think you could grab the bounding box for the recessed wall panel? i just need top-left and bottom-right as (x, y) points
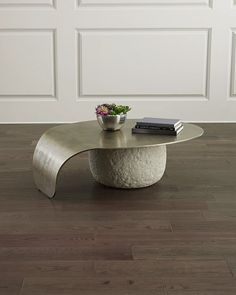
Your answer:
(79, 30), (210, 97)
(0, 30), (55, 97)
(79, 0), (210, 6)
(231, 32), (236, 97)
(0, 0), (53, 7)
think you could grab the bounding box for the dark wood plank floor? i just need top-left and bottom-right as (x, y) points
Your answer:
(0, 123), (236, 295)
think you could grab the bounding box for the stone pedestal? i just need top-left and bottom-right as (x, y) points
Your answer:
(89, 146), (166, 189)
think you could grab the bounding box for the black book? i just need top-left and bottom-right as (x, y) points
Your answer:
(132, 125), (184, 136)
(135, 123), (183, 132)
(136, 117), (181, 128)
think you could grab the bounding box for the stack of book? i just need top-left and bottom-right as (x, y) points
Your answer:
(132, 117), (184, 136)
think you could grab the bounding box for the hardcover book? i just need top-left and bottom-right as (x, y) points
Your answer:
(135, 123), (183, 131)
(132, 125), (184, 136)
(136, 117), (181, 128)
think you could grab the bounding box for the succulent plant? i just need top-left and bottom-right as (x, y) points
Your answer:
(96, 104), (131, 116)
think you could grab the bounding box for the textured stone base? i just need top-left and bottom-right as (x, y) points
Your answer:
(88, 146), (166, 189)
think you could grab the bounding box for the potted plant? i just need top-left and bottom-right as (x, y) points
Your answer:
(95, 103), (131, 131)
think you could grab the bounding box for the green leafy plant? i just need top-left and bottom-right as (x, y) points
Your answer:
(96, 104), (131, 116)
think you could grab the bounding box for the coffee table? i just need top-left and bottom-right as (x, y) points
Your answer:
(33, 120), (203, 198)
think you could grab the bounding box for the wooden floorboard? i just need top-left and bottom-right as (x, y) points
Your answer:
(0, 123), (236, 295)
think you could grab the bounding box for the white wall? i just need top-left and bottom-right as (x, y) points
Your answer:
(0, 0), (235, 122)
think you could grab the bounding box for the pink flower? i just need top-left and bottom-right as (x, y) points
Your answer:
(96, 105), (109, 116)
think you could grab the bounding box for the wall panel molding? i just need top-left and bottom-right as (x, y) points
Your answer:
(77, 29), (211, 101)
(0, 29), (57, 101)
(78, 0), (211, 7)
(230, 30), (236, 98)
(0, 0), (55, 8)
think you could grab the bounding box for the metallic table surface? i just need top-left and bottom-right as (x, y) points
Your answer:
(33, 120), (204, 198)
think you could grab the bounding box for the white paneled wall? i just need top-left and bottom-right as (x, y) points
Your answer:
(0, 30), (55, 97)
(0, 0), (235, 122)
(79, 30), (209, 97)
(231, 31), (236, 97)
(0, 0), (54, 7)
(79, 0), (211, 6)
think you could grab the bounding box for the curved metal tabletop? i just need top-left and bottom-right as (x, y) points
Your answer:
(33, 120), (203, 198)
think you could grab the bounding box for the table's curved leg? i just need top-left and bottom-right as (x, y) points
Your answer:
(33, 127), (88, 199)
